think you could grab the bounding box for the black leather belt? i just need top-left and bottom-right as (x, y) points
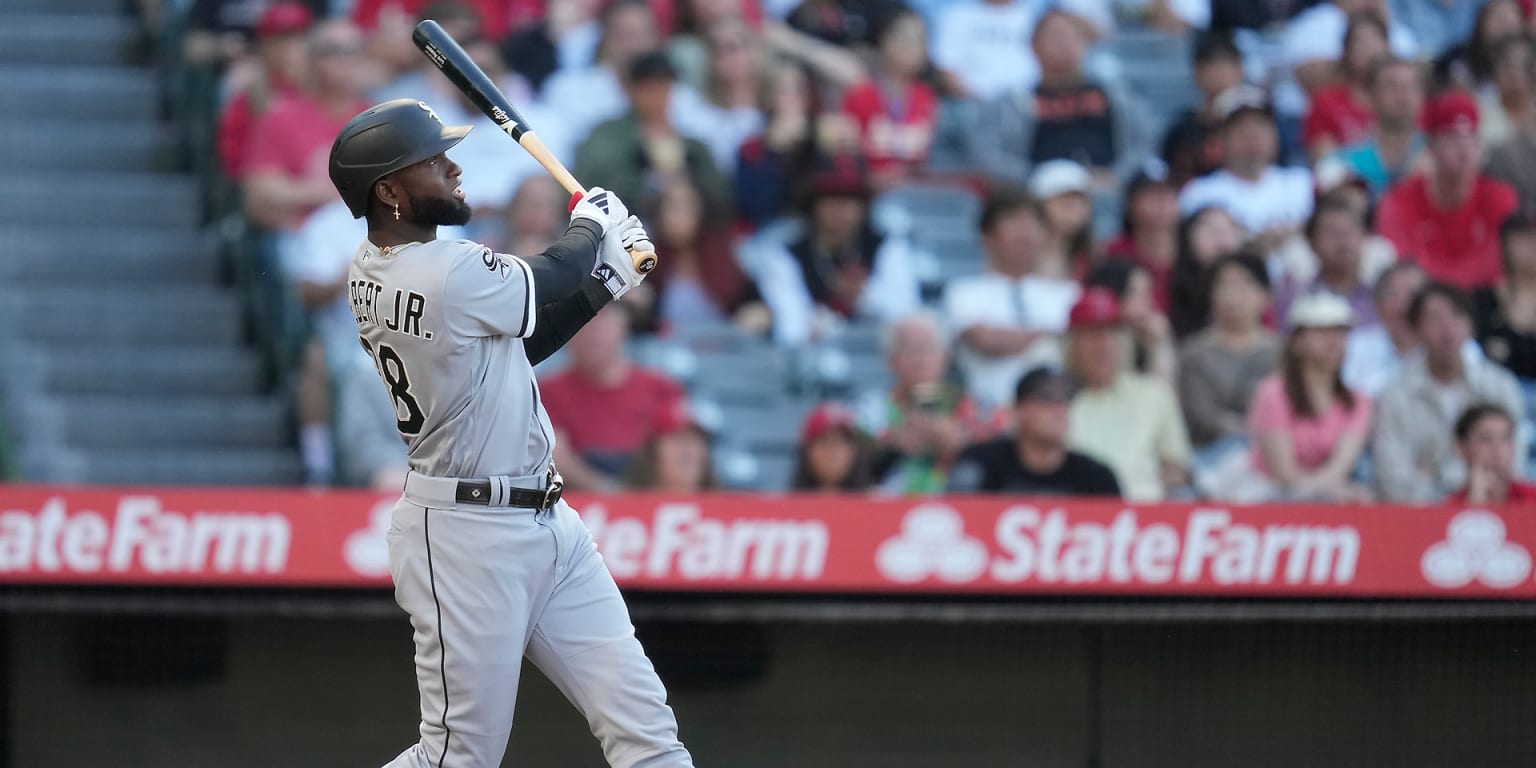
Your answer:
(455, 468), (564, 509)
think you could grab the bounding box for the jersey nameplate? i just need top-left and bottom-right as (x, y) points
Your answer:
(350, 279), (435, 341)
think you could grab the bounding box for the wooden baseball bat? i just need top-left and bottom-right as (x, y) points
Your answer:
(412, 19), (657, 274)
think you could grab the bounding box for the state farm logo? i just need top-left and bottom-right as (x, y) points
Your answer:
(1421, 510), (1532, 589)
(0, 496), (289, 575)
(582, 503), (827, 582)
(344, 500), (395, 578)
(876, 505), (988, 583)
(873, 504), (1360, 587)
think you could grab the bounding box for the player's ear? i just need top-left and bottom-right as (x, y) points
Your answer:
(374, 178), (401, 212)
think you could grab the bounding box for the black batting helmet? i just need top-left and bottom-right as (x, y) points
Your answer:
(329, 99), (473, 219)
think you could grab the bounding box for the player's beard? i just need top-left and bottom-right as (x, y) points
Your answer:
(408, 191), (473, 227)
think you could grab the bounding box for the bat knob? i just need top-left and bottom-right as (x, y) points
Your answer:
(631, 249), (658, 275)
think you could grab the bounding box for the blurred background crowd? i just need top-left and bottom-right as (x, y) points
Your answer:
(38, 0), (1536, 507)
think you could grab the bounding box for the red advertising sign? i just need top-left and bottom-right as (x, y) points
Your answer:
(0, 485), (1532, 598)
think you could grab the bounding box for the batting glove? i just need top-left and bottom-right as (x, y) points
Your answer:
(591, 215), (655, 299)
(567, 186), (630, 236)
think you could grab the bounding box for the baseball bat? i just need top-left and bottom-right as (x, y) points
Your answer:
(411, 19), (657, 275)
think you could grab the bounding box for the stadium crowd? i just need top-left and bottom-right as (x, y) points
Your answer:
(181, 0), (1536, 506)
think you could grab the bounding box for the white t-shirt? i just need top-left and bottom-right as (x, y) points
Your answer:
(932, 0), (1041, 100)
(1059, 0), (1210, 35)
(943, 271), (1081, 410)
(1178, 166), (1315, 236)
(1342, 326), (1483, 397)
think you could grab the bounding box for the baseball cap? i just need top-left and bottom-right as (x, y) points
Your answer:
(257, 1), (314, 38)
(805, 154), (871, 200)
(1014, 367), (1074, 405)
(1422, 90), (1479, 136)
(655, 399), (711, 437)
(1068, 287), (1124, 330)
(800, 402), (859, 443)
(1214, 85), (1274, 126)
(1287, 292), (1355, 329)
(1028, 159), (1093, 200)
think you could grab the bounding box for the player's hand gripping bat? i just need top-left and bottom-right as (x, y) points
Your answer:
(412, 19), (658, 275)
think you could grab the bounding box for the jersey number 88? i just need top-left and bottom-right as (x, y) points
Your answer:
(360, 338), (426, 435)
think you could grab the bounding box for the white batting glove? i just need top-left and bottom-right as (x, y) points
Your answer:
(591, 215), (655, 299)
(567, 186), (630, 236)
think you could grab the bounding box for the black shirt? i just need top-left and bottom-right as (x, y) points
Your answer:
(1030, 83), (1116, 168)
(1472, 287), (1536, 379)
(947, 438), (1122, 497)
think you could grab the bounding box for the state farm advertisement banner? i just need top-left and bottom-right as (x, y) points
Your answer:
(0, 484), (1533, 598)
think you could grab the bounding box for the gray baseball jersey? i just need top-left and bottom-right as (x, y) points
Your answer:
(348, 237), (556, 479)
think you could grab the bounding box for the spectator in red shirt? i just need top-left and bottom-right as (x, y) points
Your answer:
(839, 5), (936, 191)
(539, 305), (687, 493)
(242, 19), (373, 232)
(1104, 165), (1181, 312)
(217, 2), (314, 181)
(1450, 402), (1536, 503)
(1303, 12), (1390, 162)
(1375, 90), (1519, 290)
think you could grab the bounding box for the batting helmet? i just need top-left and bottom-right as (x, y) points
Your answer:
(329, 99), (473, 219)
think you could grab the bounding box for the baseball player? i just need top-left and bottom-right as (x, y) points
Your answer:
(328, 98), (695, 768)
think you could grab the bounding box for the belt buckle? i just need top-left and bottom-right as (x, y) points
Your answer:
(541, 466), (564, 510)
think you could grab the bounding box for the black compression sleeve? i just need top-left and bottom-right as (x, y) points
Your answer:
(525, 276), (615, 365)
(523, 218), (602, 302)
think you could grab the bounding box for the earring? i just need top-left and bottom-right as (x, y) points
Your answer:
(393, 202), (401, 221)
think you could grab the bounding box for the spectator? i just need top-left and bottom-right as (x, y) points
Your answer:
(216, 1), (314, 181)
(970, 9), (1151, 187)
(945, 188), (1081, 411)
(859, 313), (1005, 495)
(1178, 252), (1281, 450)
(1302, 12), (1390, 162)
(1434, 0), (1525, 91)
(735, 61), (821, 229)
(1104, 165), (1180, 313)
(1472, 210), (1536, 380)
(1449, 403), (1536, 503)
(182, 0), (326, 73)
(1235, 292), (1374, 503)
(539, 305), (688, 493)
(1478, 34), (1536, 147)
(690, 16), (769, 172)
(839, 5), (937, 190)
(1376, 90), (1519, 290)
(947, 367), (1122, 496)
(784, 0), (888, 48)
(1374, 282), (1526, 502)
(1064, 287), (1193, 501)
(1332, 56), (1427, 200)
(573, 52), (730, 210)
(491, 176), (566, 257)
(930, 0), (1041, 101)
(638, 175), (761, 332)
(1161, 30), (1246, 188)
(1394, 0), (1486, 62)
(499, 0), (603, 96)
(790, 402), (878, 492)
(242, 19), (372, 232)
(622, 401), (717, 493)
(1168, 205), (1247, 338)
(539, 0), (664, 148)
(752, 157), (921, 345)
(1341, 261), (1444, 394)
(1178, 86), (1314, 253)
(1084, 258), (1177, 385)
(1029, 160), (1098, 280)
(1274, 189), (1386, 327)
(1280, 0), (1418, 146)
